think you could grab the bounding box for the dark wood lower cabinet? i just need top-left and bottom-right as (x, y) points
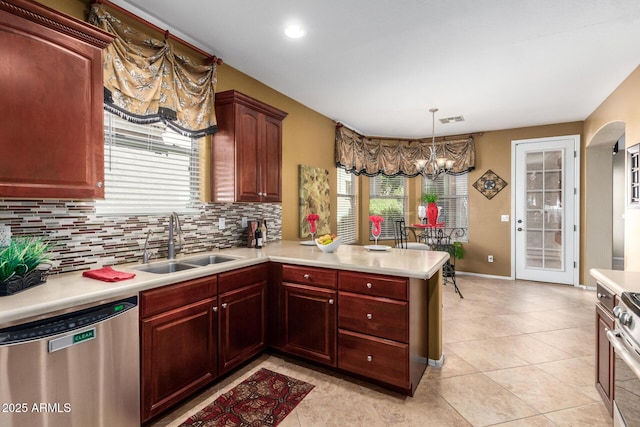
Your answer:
(595, 284), (615, 416)
(281, 282), (336, 366)
(141, 297), (217, 423)
(140, 262), (429, 422)
(218, 281), (267, 375)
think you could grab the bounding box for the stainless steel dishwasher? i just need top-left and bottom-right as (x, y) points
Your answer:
(0, 295), (140, 427)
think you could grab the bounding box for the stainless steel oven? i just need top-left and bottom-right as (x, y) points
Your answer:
(607, 292), (640, 427)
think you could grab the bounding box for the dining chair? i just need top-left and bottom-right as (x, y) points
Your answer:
(393, 219), (431, 250)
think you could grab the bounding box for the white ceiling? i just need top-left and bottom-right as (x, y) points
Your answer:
(114, 0), (640, 138)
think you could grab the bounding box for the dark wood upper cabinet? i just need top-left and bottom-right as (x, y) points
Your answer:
(0, 0), (113, 199)
(211, 90), (287, 202)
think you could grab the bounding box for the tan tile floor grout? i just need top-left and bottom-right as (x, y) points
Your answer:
(150, 276), (612, 427)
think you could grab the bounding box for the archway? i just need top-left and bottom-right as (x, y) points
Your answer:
(584, 121), (625, 287)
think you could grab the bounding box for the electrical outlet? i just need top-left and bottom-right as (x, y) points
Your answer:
(241, 217), (248, 228)
(488, 255), (494, 263)
(219, 217), (225, 230)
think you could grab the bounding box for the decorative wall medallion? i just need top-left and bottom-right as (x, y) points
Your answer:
(473, 169), (508, 200)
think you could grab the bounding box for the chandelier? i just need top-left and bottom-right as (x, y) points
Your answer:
(416, 108), (454, 180)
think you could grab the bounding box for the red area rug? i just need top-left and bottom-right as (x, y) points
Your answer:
(178, 368), (314, 426)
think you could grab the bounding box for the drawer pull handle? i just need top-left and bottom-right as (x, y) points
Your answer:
(303, 274), (310, 279)
(597, 293), (610, 299)
(366, 282), (372, 289)
(366, 313), (372, 320)
(221, 303), (228, 309)
(367, 355), (373, 362)
(329, 299), (334, 305)
(213, 306), (218, 312)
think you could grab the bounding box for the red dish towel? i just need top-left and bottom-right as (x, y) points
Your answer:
(82, 266), (136, 282)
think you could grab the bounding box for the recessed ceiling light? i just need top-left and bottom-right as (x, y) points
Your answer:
(284, 25), (305, 39)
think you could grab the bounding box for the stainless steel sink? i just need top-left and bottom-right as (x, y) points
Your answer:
(136, 261), (197, 274)
(182, 254), (238, 266)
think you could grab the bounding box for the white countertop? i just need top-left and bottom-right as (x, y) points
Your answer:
(0, 241), (448, 327)
(590, 268), (640, 296)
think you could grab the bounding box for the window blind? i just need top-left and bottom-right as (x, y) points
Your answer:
(423, 174), (469, 241)
(96, 112), (201, 215)
(337, 168), (357, 244)
(369, 175), (407, 240)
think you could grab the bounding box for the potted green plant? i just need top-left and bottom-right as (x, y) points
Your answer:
(452, 241), (465, 259)
(421, 192), (440, 225)
(0, 236), (51, 296)
(421, 192), (439, 203)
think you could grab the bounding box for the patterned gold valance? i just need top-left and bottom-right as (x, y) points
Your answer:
(88, 4), (217, 138)
(335, 125), (475, 177)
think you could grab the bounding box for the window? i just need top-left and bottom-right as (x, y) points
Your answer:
(337, 168), (358, 244)
(369, 175), (407, 240)
(96, 111), (202, 215)
(423, 174), (469, 242)
(629, 143), (640, 207)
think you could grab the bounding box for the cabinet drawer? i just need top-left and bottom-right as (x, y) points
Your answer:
(282, 264), (337, 289)
(338, 329), (408, 389)
(338, 292), (408, 342)
(338, 271), (407, 300)
(596, 283), (616, 313)
(141, 276), (217, 318)
(219, 264), (267, 294)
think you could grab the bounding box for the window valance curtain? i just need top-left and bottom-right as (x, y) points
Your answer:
(335, 124), (475, 177)
(88, 4), (217, 138)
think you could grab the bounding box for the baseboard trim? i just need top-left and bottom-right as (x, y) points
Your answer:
(455, 271), (512, 281)
(428, 354), (445, 368)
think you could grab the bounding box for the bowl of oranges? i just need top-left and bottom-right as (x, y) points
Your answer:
(315, 234), (342, 253)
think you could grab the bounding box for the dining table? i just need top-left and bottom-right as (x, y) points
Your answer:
(405, 222), (465, 248)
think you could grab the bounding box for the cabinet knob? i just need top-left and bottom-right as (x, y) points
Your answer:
(303, 274), (310, 279)
(213, 306), (218, 312)
(367, 355), (373, 362)
(597, 293), (610, 299)
(366, 282), (372, 289)
(96, 181), (103, 188)
(221, 303), (228, 309)
(329, 299), (334, 305)
(366, 313), (372, 320)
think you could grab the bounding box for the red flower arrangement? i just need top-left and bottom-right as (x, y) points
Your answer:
(369, 215), (384, 236)
(306, 213), (319, 234)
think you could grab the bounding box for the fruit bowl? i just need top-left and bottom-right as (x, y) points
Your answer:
(315, 236), (342, 253)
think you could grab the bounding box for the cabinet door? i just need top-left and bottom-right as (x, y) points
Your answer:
(0, 1), (112, 199)
(219, 281), (267, 374)
(282, 282), (337, 366)
(236, 104), (261, 202)
(141, 298), (217, 422)
(261, 115), (282, 202)
(596, 303), (614, 415)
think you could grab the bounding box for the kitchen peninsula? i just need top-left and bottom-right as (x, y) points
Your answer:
(0, 241), (448, 421)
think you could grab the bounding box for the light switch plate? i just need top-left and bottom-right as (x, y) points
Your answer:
(501, 215), (510, 222)
(219, 217), (225, 230)
(0, 225), (10, 246)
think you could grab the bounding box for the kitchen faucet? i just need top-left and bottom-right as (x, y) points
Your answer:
(168, 212), (183, 259)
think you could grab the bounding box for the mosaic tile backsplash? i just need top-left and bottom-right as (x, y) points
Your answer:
(0, 200), (282, 275)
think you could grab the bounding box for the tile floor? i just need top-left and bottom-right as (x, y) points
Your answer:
(150, 275), (612, 427)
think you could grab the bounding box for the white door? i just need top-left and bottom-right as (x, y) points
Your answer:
(513, 136), (579, 285)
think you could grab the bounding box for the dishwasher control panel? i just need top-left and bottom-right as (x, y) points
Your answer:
(0, 296), (137, 345)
